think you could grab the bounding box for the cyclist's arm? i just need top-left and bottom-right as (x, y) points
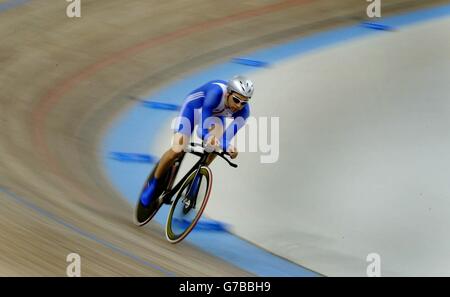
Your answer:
(221, 105), (250, 151)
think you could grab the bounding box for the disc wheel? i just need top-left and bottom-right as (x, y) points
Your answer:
(134, 162), (167, 226)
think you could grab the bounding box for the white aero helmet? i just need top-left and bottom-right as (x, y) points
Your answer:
(227, 75), (254, 99)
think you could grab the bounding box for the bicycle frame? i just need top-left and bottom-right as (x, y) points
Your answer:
(159, 143), (237, 206)
(159, 150), (209, 205)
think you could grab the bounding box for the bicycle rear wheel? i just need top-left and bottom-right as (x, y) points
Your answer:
(165, 166), (212, 244)
(134, 161), (170, 226)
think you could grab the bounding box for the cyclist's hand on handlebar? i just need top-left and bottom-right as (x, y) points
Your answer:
(205, 135), (221, 152)
(227, 144), (238, 159)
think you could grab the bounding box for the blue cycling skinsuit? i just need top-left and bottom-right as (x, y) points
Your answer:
(174, 79), (250, 150)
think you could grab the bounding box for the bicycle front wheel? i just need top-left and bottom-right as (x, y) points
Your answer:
(165, 166), (212, 244)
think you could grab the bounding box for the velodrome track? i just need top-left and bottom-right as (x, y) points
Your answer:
(0, 0), (447, 276)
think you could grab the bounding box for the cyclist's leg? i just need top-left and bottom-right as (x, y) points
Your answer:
(154, 133), (189, 179)
(155, 99), (195, 179)
(141, 135), (189, 206)
(140, 102), (194, 206)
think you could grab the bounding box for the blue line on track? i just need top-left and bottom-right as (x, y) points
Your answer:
(360, 21), (395, 31)
(109, 152), (158, 164)
(140, 101), (181, 111)
(0, 0), (31, 13)
(231, 58), (269, 68)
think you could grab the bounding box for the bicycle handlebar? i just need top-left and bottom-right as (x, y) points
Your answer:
(187, 143), (238, 168)
(216, 151), (238, 168)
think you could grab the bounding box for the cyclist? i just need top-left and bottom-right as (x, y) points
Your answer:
(139, 75), (254, 209)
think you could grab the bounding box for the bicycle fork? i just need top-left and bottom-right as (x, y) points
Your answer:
(184, 154), (209, 209)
